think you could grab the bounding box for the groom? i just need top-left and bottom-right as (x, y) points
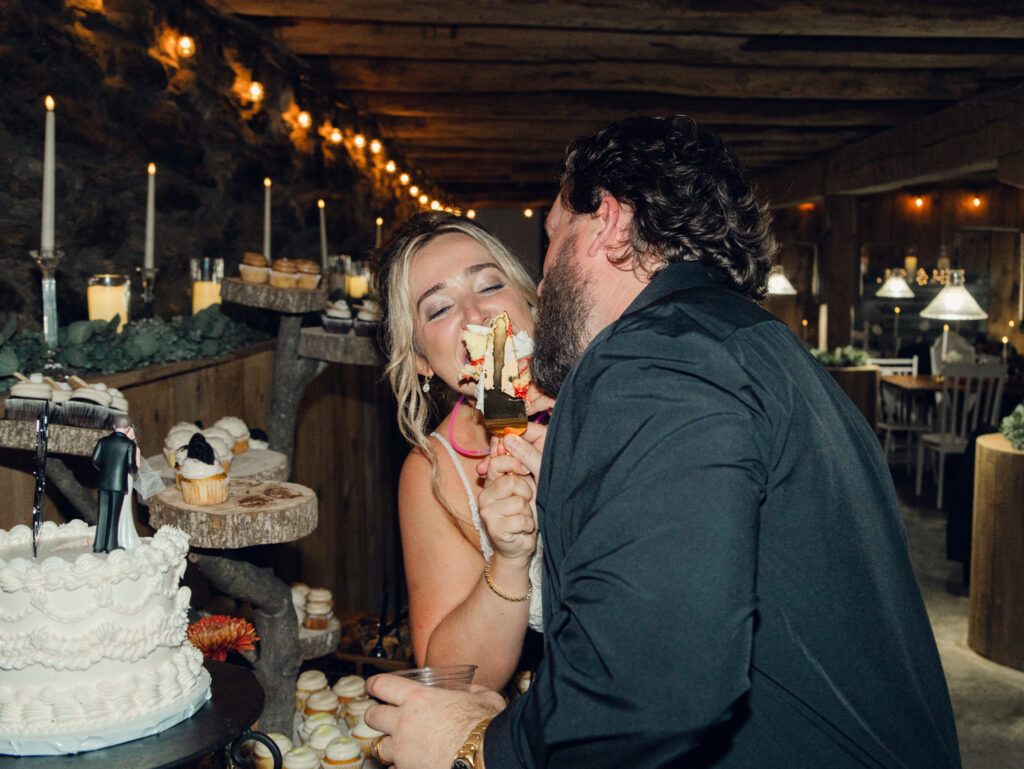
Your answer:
(91, 414), (139, 553)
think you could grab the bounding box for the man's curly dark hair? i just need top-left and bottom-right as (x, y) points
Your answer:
(559, 115), (777, 300)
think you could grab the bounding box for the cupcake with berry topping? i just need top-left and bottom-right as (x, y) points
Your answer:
(178, 434), (229, 505)
(249, 428), (270, 451)
(164, 423), (201, 468)
(213, 416), (250, 454)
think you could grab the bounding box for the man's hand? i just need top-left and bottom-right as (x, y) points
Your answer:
(365, 675), (506, 769)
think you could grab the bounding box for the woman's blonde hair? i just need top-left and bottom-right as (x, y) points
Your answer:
(371, 212), (538, 512)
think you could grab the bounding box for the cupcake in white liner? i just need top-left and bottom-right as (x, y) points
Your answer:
(249, 428), (270, 451)
(201, 424), (234, 449)
(342, 697), (373, 730)
(295, 669), (329, 712)
(350, 717), (384, 759)
(253, 732), (294, 769)
(281, 745), (321, 769)
(63, 383), (113, 428)
(331, 675), (366, 706)
(322, 735), (365, 768)
(308, 723), (345, 755)
(202, 432), (233, 473)
(303, 688), (341, 719)
(178, 435), (229, 505)
(299, 711), (343, 743)
(303, 599), (333, 630)
(164, 423), (200, 467)
(213, 416), (250, 454)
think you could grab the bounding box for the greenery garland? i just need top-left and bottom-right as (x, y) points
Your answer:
(1001, 402), (1024, 450)
(0, 306), (269, 391)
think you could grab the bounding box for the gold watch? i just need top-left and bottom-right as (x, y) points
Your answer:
(451, 717), (493, 769)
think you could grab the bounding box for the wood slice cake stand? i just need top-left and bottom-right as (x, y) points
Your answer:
(0, 420), (107, 456)
(147, 449), (289, 485)
(298, 616), (342, 661)
(298, 327), (383, 367)
(221, 277), (326, 314)
(148, 479), (316, 549)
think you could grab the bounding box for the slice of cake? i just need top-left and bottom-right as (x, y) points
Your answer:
(459, 311), (534, 412)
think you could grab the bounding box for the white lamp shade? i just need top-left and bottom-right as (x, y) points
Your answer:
(767, 265), (797, 295)
(920, 269), (987, 320)
(876, 273), (915, 299)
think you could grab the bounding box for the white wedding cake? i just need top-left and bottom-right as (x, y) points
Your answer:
(0, 519), (211, 755)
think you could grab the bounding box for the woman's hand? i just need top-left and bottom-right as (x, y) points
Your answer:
(476, 424), (547, 562)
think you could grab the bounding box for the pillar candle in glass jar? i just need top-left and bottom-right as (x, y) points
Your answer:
(87, 274), (130, 331)
(191, 257), (224, 314)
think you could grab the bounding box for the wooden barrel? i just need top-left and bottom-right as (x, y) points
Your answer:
(968, 433), (1024, 670)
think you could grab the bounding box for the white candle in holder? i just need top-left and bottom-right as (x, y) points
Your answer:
(41, 96), (56, 252)
(144, 163), (156, 269)
(263, 177), (272, 258)
(318, 199), (328, 269)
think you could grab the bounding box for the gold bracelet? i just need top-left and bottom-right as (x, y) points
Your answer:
(483, 558), (532, 603)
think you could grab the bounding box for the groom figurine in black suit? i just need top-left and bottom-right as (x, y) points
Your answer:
(91, 413), (138, 553)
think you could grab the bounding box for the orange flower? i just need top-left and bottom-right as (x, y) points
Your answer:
(187, 615), (259, 661)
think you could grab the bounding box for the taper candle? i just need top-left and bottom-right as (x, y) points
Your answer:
(263, 177), (272, 258)
(1003, 336), (1009, 363)
(41, 96), (55, 252)
(942, 324), (949, 360)
(817, 303), (828, 351)
(375, 216), (383, 248)
(144, 163), (156, 269)
(318, 199), (328, 270)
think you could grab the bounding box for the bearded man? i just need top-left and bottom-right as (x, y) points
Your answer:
(366, 115), (961, 769)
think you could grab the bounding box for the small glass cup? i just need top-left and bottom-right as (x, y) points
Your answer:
(191, 257), (224, 314)
(390, 665), (477, 690)
(87, 274), (130, 332)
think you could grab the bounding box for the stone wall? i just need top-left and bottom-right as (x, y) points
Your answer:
(0, 0), (417, 324)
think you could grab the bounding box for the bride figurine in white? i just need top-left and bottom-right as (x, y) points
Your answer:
(107, 419), (165, 551)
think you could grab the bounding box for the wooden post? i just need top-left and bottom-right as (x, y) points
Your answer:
(823, 195), (858, 352)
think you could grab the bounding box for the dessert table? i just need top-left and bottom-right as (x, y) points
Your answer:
(0, 660), (275, 769)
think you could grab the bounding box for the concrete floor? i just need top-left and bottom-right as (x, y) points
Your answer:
(896, 473), (1024, 768)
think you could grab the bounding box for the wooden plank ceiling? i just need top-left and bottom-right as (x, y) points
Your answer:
(213, 0), (1024, 208)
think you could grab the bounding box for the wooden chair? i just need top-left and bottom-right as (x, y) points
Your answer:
(915, 362), (1007, 510)
(870, 356), (925, 467)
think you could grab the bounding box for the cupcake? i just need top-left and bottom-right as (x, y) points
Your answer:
(350, 717), (384, 758)
(295, 259), (322, 290)
(303, 600), (333, 631)
(253, 733), (294, 769)
(322, 297), (353, 334)
(296, 669), (329, 713)
(331, 675), (365, 706)
(281, 745), (322, 769)
(164, 424), (200, 468)
(240, 251), (270, 284)
(178, 436), (229, 506)
(353, 300), (380, 338)
(299, 711), (341, 744)
(270, 258), (299, 288)
(303, 688), (341, 719)
(249, 428), (270, 451)
(213, 416), (250, 454)
(321, 736), (364, 768)
(63, 380), (113, 428)
(107, 386), (130, 421)
(201, 424), (234, 447)
(48, 381), (72, 422)
(4, 374), (53, 421)
(308, 723), (345, 754)
(342, 698), (373, 730)
(307, 588), (333, 607)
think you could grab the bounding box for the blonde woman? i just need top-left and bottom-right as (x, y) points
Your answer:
(372, 212), (551, 690)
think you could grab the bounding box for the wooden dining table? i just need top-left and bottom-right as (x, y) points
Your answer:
(882, 374), (1024, 400)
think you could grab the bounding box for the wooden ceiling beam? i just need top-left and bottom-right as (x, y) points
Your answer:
(274, 20), (1024, 71)
(218, 1), (1024, 39)
(326, 58), (992, 101)
(350, 92), (950, 127)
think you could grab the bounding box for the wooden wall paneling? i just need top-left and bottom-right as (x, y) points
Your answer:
(823, 196), (859, 350)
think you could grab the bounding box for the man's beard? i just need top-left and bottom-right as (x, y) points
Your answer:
(531, 234), (594, 399)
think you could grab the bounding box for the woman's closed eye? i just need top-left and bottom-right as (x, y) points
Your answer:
(425, 302), (451, 321)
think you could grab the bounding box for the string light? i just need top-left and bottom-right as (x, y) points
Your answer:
(399, 173), (410, 185)
(330, 128), (342, 143)
(523, 208), (534, 218)
(914, 197), (924, 209)
(176, 35), (195, 58)
(466, 209), (476, 219)
(409, 185), (419, 197)
(248, 82), (264, 102)
(385, 160), (396, 173)
(971, 196), (982, 208)
(430, 200), (442, 210)
(419, 194), (428, 205)
(297, 111), (311, 128)
(353, 134), (366, 148)
(370, 139), (382, 154)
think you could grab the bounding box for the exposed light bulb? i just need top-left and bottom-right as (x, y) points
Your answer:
(914, 197), (924, 208)
(431, 200), (442, 210)
(523, 208), (534, 218)
(297, 111), (311, 128)
(385, 160), (396, 173)
(409, 185), (419, 197)
(353, 134), (366, 148)
(419, 194), (428, 205)
(370, 139), (382, 154)
(466, 209), (476, 219)
(177, 35), (195, 58)
(248, 81), (264, 102)
(972, 196), (982, 208)
(330, 129), (342, 144)
(399, 173), (410, 185)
